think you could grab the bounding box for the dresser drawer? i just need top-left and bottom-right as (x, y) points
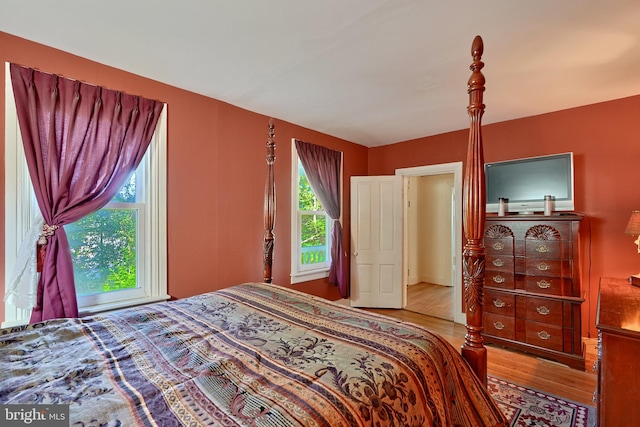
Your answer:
(524, 276), (572, 296)
(485, 290), (515, 316)
(525, 258), (570, 277)
(485, 271), (515, 290)
(523, 222), (572, 240)
(525, 239), (561, 259)
(517, 296), (563, 325)
(484, 312), (515, 340)
(524, 321), (563, 352)
(487, 255), (514, 273)
(486, 238), (514, 255)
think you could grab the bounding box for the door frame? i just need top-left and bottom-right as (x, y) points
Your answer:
(396, 162), (465, 324)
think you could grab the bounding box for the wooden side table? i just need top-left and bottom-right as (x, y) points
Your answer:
(595, 277), (640, 426)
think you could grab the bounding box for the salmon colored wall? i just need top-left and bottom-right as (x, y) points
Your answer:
(0, 31), (368, 324)
(370, 95), (640, 337)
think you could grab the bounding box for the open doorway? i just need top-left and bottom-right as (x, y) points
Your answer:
(396, 163), (464, 324)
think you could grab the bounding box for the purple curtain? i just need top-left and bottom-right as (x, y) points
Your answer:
(295, 140), (348, 298)
(10, 64), (164, 323)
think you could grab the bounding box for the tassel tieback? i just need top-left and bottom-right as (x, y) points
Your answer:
(37, 224), (59, 245)
(36, 224), (58, 272)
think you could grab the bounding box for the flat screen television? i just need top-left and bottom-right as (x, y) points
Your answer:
(485, 152), (575, 214)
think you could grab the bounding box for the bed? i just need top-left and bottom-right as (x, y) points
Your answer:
(0, 36), (505, 426)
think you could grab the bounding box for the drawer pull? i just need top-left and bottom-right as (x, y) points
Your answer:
(492, 259), (505, 267)
(536, 244), (550, 253)
(492, 242), (505, 251)
(537, 262), (550, 271)
(536, 280), (551, 289)
(493, 321), (505, 330)
(492, 274), (505, 284)
(536, 306), (550, 315)
(493, 299), (505, 308)
(537, 331), (551, 340)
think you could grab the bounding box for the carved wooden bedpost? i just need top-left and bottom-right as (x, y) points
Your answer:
(263, 119), (276, 283)
(462, 35), (488, 385)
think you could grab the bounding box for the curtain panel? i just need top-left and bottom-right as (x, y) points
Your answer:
(10, 63), (164, 322)
(294, 140), (348, 298)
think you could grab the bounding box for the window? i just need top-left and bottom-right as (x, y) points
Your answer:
(3, 63), (168, 326)
(290, 140), (331, 283)
(66, 164), (152, 309)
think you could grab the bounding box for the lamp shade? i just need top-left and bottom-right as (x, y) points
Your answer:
(625, 210), (640, 235)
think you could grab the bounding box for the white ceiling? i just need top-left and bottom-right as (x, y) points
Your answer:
(2, 1), (640, 147)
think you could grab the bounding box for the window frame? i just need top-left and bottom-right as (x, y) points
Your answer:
(3, 63), (168, 326)
(290, 139), (331, 284)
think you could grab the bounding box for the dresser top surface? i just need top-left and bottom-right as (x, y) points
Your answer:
(486, 213), (584, 222)
(596, 277), (640, 335)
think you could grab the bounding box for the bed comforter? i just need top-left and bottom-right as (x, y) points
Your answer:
(0, 282), (506, 426)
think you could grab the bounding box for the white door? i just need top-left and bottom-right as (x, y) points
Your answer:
(350, 176), (403, 308)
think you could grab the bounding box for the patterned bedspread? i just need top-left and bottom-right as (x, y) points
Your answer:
(0, 283), (506, 426)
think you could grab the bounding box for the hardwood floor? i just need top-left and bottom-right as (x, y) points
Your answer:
(365, 307), (598, 407)
(405, 282), (453, 320)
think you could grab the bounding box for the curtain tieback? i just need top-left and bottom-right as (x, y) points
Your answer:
(36, 224), (59, 272)
(37, 224), (59, 245)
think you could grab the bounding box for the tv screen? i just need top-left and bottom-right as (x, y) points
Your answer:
(485, 152), (575, 214)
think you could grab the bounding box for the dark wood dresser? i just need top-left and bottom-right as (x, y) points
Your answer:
(482, 214), (585, 369)
(596, 277), (640, 426)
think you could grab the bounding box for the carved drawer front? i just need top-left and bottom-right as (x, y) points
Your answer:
(485, 272), (515, 290)
(485, 290), (515, 316)
(523, 276), (568, 296)
(524, 258), (567, 277)
(484, 312), (515, 340)
(520, 296), (563, 325)
(525, 239), (561, 259)
(524, 321), (563, 352)
(485, 238), (514, 255)
(486, 255), (514, 273)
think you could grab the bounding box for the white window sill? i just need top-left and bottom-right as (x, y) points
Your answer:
(79, 294), (171, 317)
(1, 295), (172, 328)
(290, 269), (329, 284)
(1, 319), (29, 328)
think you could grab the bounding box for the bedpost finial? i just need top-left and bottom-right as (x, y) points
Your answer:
(268, 118), (275, 140)
(471, 35), (483, 59)
(467, 35), (486, 101)
(266, 119), (276, 165)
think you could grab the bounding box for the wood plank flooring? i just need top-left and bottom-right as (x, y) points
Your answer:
(405, 282), (454, 320)
(363, 307), (598, 407)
